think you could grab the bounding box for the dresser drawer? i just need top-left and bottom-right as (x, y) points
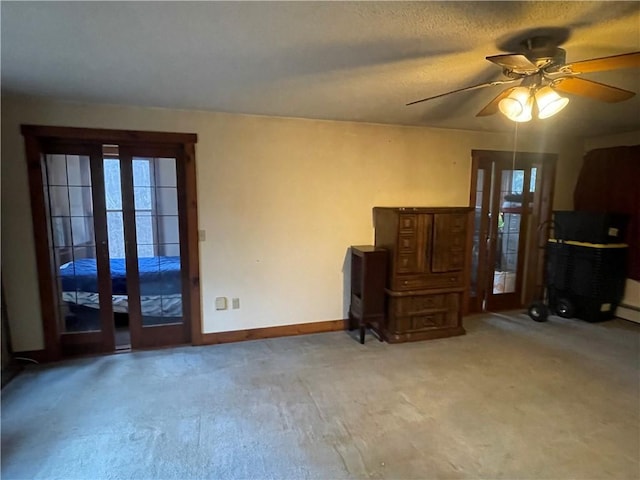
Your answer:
(410, 313), (445, 331)
(398, 234), (417, 253)
(399, 214), (418, 233)
(389, 293), (446, 315)
(388, 312), (454, 334)
(392, 272), (463, 290)
(412, 294), (446, 312)
(396, 253), (421, 273)
(388, 308), (460, 334)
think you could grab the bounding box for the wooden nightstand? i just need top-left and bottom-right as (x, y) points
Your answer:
(349, 245), (387, 344)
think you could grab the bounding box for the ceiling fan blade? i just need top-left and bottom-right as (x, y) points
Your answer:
(476, 87), (517, 117)
(486, 54), (538, 73)
(553, 76), (636, 102)
(406, 79), (518, 106)
(564, 51), (640, 74)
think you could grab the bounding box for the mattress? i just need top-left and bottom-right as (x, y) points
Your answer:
(59, 256), (181, 295)
(62, 291), (182, 317)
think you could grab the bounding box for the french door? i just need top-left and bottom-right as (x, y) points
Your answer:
(468, 150), (556, 313)
(23, 126), (200, 359)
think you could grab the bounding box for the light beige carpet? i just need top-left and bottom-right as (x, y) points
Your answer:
(2, 312), (638, 479)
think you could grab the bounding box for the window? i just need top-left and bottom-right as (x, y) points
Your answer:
(104, 157), (155, 258)
(132, 159), (155, 258)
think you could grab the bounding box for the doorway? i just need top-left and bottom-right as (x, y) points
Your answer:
(22, 126), (201, 359)
(468, 150), (556, 314)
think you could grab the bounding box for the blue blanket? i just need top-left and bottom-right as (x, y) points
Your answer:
(60, 256), (181, 296)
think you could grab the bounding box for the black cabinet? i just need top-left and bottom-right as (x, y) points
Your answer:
(546, 240), (628, 322)
(349, 246), (387, 343)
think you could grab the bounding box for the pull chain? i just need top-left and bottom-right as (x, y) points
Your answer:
(512, 121), (518, 171)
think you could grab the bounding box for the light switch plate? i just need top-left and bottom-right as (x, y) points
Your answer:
(232, 298), (240, 309)
(198, 230), (206, 241)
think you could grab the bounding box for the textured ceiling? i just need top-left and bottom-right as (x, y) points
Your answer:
(2, 1), (639, 137)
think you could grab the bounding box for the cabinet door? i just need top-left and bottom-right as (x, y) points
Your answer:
(432, 213), (466, 272)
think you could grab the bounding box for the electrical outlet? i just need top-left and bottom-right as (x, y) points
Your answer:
(215, 297), (227, 310)
(198, 229), (206, 241)
(232, 297), (240, 309)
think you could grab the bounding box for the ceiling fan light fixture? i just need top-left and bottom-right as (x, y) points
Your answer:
(535, 86), (569, 119)
(498, 86), (533, 122)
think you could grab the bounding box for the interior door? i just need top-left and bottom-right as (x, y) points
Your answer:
(119, 145), (191, 348)
(40, 142), (115, 355)
(468, 151), (555, 313)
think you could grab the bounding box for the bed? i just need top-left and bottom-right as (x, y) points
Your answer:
(59, 256), (183, 328)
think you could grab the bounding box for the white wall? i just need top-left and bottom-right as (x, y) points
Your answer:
(1, 95), (583, 351)
(584, 130), (640, 321)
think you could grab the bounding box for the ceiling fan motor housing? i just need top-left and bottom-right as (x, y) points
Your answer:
(521, 36), (567, 69)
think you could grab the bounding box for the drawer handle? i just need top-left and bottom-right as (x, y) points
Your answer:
(403, 281), (408, 285)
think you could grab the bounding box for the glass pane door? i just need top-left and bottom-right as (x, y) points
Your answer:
(492, 169), (525, 295)
(45, 154), (100, 332)
(486, 164), (532, 311)
(132, 157), (183, 326)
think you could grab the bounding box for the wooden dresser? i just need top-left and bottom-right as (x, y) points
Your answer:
(373, 207), (471, 343)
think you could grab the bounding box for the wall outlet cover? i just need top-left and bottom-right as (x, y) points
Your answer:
(215, 297), (227, 310)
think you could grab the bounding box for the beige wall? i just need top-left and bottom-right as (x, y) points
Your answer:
(1, 95), (583, 351)
(583, 130), (640, 318)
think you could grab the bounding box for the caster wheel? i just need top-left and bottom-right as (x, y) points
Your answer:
(555, 298), (574, 319)
(528, 301), (549, 322)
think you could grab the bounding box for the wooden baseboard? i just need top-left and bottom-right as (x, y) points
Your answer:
(200, 319), (348, 345)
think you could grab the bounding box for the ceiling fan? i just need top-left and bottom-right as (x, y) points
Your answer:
(407, 36), (640, 121)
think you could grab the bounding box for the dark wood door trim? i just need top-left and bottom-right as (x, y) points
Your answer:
(22, 125), (196, 146)
(182, 143), (203, 345)
(523, 154), (557, 305)
(24, 135), (61, 361)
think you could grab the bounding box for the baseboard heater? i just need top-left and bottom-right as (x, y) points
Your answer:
(616, 303), (640, 324)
